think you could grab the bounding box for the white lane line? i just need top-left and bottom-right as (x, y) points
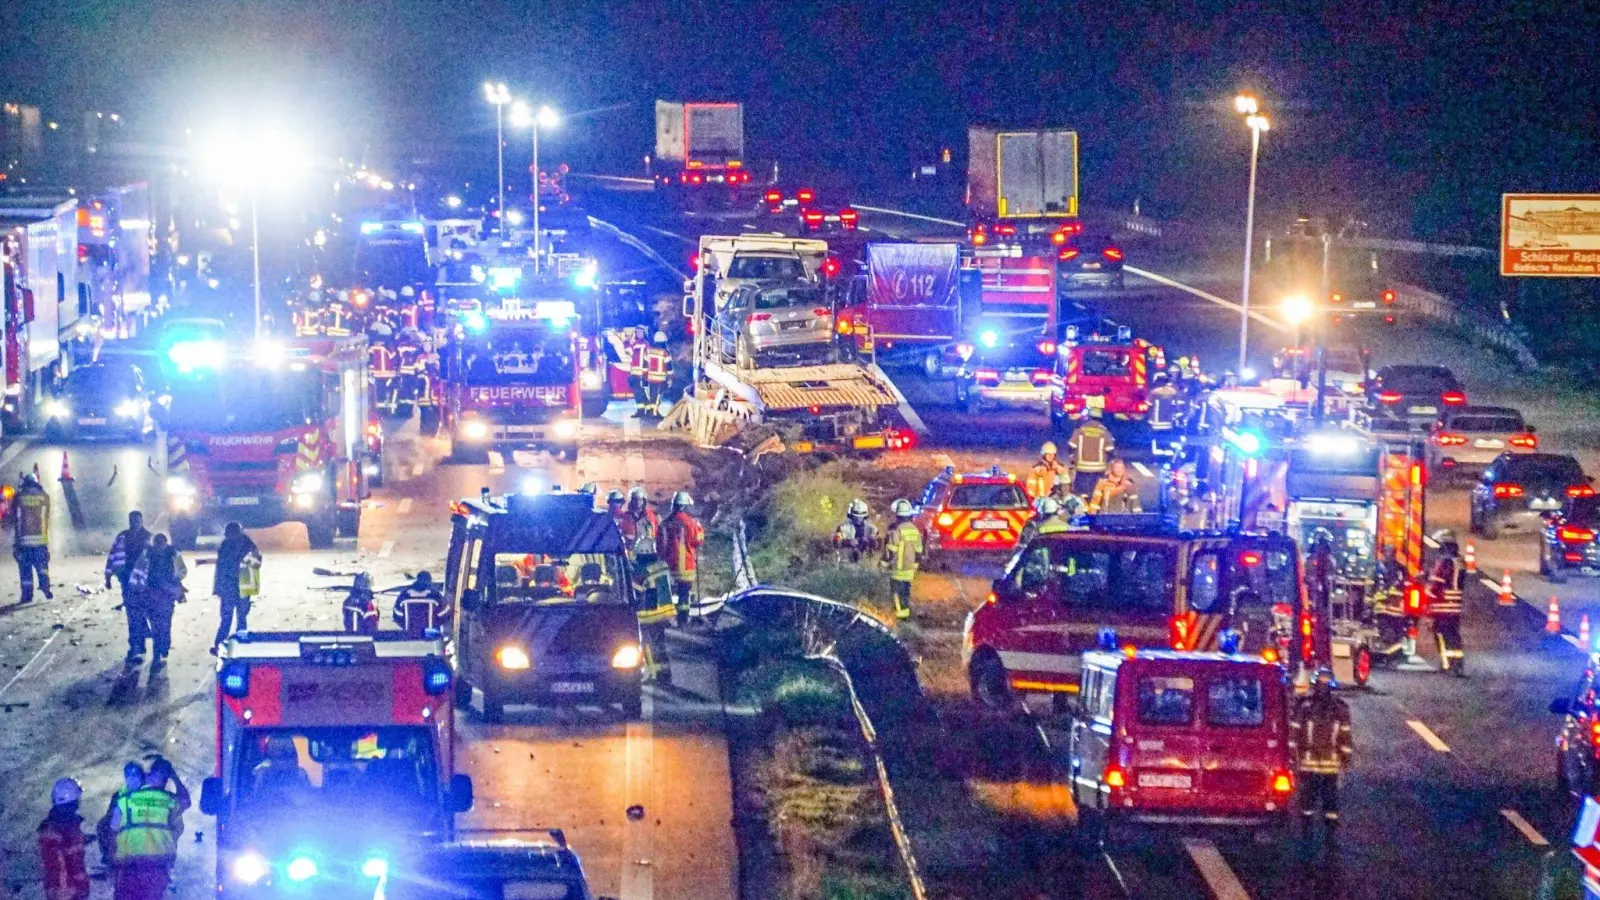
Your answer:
(488, 451), (506, 472)
(1182, 837), (1252, 900)
(411, 461), (425, 477)
(1564, 633), (1584, 650)
(619, 687), (655, 900)
(851, 204), (966, 228)
(1132, 461), (1154, 478)
(397, 498), (413, 515)
(378, 541), (395, 559)
(1500, 809), (1550, 846)
(1407, 719), (1452, 753)
(1125, 265), (1287, 333)
(1478, 576), (1503, 592)
(0, 631), (61, 701)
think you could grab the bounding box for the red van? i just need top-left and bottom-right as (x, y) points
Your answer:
(1065, 648), (1295, 834)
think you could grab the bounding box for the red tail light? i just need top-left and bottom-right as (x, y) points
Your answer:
(973, 367), (1000, 384)
(1059, 248), (1080, 261)
(1238, 550), (1263, 567)
(971, 232), (988, 246)
(1377, 390), (1403, 404)
(1383, 289), (1397, 304)
(1432, 432), (1467, 446)
(749, 313), (772, 322)
(995, 224), (1017, 236)
(839, 208), (859, 224)
(1103, 247), (1124, 260)
(1569, 485), (1596, 498)
(811, 307), (830, 318)
(1272, 771), (1295, 793)
(1441, 391), (1467, 406)
(690, 173), (704, 184)
(1103, 764), (1126, 789)
(1560, 525), (1596, 543)
(822, 257), (841, 277)
(796, 188), (815, 204)
(802, 209), (824, 224)
(1509, 433), (1538, 449)
(764, 189), (782, 203)
(1036, 340), (1057, 356)
(1493, 483), (1524, 498)
(1590, 721), (1600, 748)
(1030, 369), (1051, 386)
(836, 316), (852, 335)
(1052, 231), (1067, 245)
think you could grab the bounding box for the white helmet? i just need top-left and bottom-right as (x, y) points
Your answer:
(51, 777), (82, 806)
(891, 498), (914, 517)
(672, 491), (693, 509)
(400, 286), (415, 297)
(847, 498), (869, 518)
(654, 331), (669, 345)
(1040, 441), (1058, 457)
(1034, 497), (1061, 517)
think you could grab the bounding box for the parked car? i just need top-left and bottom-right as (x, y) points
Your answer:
(1470, 452), (1590, 539)
(1426, 405), (1537, 481)
(712, 280), (835, 368)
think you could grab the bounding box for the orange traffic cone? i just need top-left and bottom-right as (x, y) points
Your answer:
(1582, 615), (1591, 648)
(1498, 570), (1516, 607)
(1463, 542), (1477, 574)
(1547, 596), (1563, 634)
(58, 452), (72, 483)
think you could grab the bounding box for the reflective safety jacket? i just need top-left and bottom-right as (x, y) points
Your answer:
(1068, 422), (1115, 473)
(397, 343), (424, 375)
(631, 504), (661, 557)
(1428, 555), (1464, 616)
(1147, 384), (1182, 430)
(130, 546), (187, 593)
(629, 340), (648, 377)
(1289, 694), (1354, 775)
(1090, 474), (1142, 514)
(369, 343), (397, 378)
(658, 510), (704, 579)
(343, 591), (379, 634)
(37, 808), (90, 900)
(394, 586), (449, 637)
(13, 484), (48, 547)
(632, 558), (675, 626)
(105, 526), (151, 587)
(883, 520), (924, 582)
(645, 348), (671, 384)
(1026, 458), (1071, 500)
(414, 368), (438, 407)
(112, 788), (178, 861)
(833, 517), (879, 550)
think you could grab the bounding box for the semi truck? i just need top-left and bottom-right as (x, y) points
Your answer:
(652, 101), (752, 205)
(966, 126), (1080, 239)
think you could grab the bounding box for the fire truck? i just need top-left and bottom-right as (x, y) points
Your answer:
(440, 299), (582, 462)
(160, 335), (376, 550)
(198, 632), (473, 898)
(1049, 327), (1164, 430)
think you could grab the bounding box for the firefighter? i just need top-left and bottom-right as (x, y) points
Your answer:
(641, 331), (673, 417)
(658, 491), (704, 626)
(38, 777), (90, 900)
(104, 511), (151, 664)
(211, 522), (261, 653)
(415, 356), (442, 435)
(1026, 441), (1072, 500)
(342, 572), (380, 635)
(1428, 529), (1467, 676)
(369, 338), (399, 414)
(12, 472), (51, 603)
(396, 328), (427, 413)
(628, 486), (660, 559)
(833, 498), (879, 562)
(1019, 496), (1070, 546)
(129, 534), (186, 671)
(393, 570), (449, 637)
(107, 765), (181, 900)
(607, 489), (637, 547)
(1067, 417), (1115, 495)
(1089, 459), (1143, 514)
(96, 763), (144, 874)
(883, 499), (924, 621)
(628, 325), (649, 405)
(1146, 372), (1183, 436)
(1288, 668), (1353, 838)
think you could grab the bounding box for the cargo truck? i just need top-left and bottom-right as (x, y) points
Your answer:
(966, 127), (1081, 243)
(652, 101), (753, 206)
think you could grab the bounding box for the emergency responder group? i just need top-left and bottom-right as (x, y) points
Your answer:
(39, 756), (190, 900)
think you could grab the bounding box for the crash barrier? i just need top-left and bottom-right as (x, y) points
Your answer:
(1393, 284), (1541, 371)
(723, 538), (928, 900)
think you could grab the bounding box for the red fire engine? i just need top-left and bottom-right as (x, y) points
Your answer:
(160, 336), (376, 550)
(1050, 328), (1163, 428)
(440, 301), (583, 463)
(199, 632), (473, 898)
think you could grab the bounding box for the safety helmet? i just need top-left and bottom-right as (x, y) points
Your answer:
(122, 762), (144, 786)
(628, 486), (648, 503)
(672, 491), (693, 509)
(20, 472), (38, 487)
(1040, 441), (1058, 457)
(578, 482), (599, 496)
(353, 572), (373, 591)
(51, 777), (82, 806)
(606, 489), (626, 504)
(414, 570), (433, 586)
(653, 331), (669, 345)
(1312, 668), (1335, 692)
(891, 498), (914, 517)
(1430, 528), (1459, 551)
(1035, 497), (1061, 517)
(400, 286), (415, 297)
(847, 498), (869, 518)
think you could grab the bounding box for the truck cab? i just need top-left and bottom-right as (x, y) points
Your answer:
(441, 302), (582, 462)
(448, 492), (645, 721)
(199, 632), (471, 899)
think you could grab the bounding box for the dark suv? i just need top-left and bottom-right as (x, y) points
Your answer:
(1470, 452), (1589, 539)
(1057, 234), (1125, 291)
(1540, 491), (1600, 582)
(1369, 365), (1465, 426)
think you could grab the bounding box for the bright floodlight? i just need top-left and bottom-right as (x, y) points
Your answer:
(1282, 294), (1313, 325)
(1234, 94), (1259, 115)
(483, 81), (510, 105)
(1246, 113), (1271, 133)
(204, 131), (308, 187)
(511, 102), (558, 129)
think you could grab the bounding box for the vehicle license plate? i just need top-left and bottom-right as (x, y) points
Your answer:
(1137, 772), (1192, 789)
(1408, 405), (1437, 416)
(971, 518), (1007, 531)
(1004, 370), (1029, 382)
(781, 320), (807, 331)
(549, 681), (595, 694)
(1081, 262), (1102, 270)
(1474, 439), (1503, 449)
(225, 496), (261, 506)
(78, 418), (106, 426)
(1086, 395), (1105, 409)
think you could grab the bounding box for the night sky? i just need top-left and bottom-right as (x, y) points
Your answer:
(4, 1), (1597, 242)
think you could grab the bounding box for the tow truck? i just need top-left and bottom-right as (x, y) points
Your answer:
(1049, 327), (1164, 429)
(447, 491), (645, 720)
(673, 234), (921, 453)
(198, 632), (473, 899)
(159, 335), (375, 550)
(440, 298), (583, 462)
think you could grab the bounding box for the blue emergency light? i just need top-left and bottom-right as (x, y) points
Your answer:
(1097, 628), (1119, 651)
(220, 662), (250, 698)
(285, 856), (318, 883)
(359, 222), (383, 235)
(487, 266), (522, 292)
(1218, 628), (1242, 655)
(464, 310), (489, 333)
(400, 221), (424, 235)
(422, 657), (452, 695)
(166, 338), (225, 374)
(1222, 427), (1263, 457)
(978, 328), (1000, 349)
(571, 261), (599, 290)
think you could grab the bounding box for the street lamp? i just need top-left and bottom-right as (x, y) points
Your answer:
(1234, 94), (1270, 376)
(510, 102), (559, 272)
(202, 131), (307, 340)
(1281, 293), (1313, 378)
(483, 81), (511, 240)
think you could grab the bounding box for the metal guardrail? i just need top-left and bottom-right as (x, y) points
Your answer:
(1394, 284), (1541, 370)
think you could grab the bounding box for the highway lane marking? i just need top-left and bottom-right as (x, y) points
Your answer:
(852, 204), (966, 229)
(378, 541), (395, 559)
(1182, 837), (1252, 900)
(620, 686), (655, 900)
(1124, 265), (1288, 333)
(488, 451), (506, 472)
(1500, 809), (1550, 846)
(411, 461), (425, 477)
(1407, 719), (1452, 753)
(1478, 576), (1503, 592)
(0, 631), (60, 700)
(397, 497), (413, 515)
(1132, 461), (1154, 478)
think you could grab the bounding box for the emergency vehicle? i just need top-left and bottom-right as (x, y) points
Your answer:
(913, 465), (1032, 567)
(440, 300), (583, 462)
(952, 328), (1056, 415)
(160, 336), (377, 550)
(1065, 646), (1295, 831)
(198, 632), (473, 899)
(963, 516), (1307, 708)
(1049, 327), (1164, 428)
(393, 836), (594, 900)
(447, 492), (645, 721)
